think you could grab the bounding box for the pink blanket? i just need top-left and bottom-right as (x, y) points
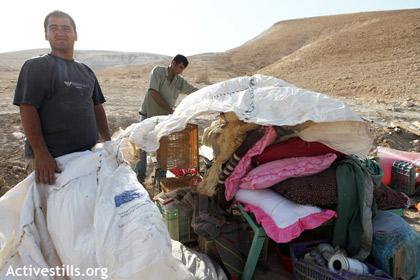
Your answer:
(224, 126), (277, 201)
(240, 153), (337, 190)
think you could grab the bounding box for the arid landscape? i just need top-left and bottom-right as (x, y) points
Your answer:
(0, 8), (419, 205)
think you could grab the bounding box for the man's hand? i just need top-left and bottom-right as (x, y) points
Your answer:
(34, 151), (61, 185)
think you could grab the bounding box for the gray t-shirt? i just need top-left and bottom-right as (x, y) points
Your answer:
(140, 66), (197, 117)
(13, 54), (105, 158)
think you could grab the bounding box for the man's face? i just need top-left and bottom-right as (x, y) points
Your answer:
(45, 16), (77, 52)
(171, 61), (186, 76)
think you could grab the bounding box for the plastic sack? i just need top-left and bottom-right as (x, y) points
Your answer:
(371, 210), (420, 279)
(1, 142), (194, 279)
(0, 174), (63, 280)
(172, 240), (227, 280)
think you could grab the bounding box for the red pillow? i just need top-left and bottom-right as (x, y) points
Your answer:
(253, 137), (344, 166)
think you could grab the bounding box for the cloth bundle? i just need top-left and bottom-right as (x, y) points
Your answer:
(271, 167), (338, 207)
(221, 129), (339, 243)
(253, 137), (344, 165)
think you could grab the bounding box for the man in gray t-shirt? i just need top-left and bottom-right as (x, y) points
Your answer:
(136, 54), (198, 183)
(13, 10), (110, 185)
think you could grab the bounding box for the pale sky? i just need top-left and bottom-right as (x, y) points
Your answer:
(1, 0), (419, 56)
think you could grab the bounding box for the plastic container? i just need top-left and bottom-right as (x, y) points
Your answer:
(377, 147), (420, 186)
(157, 124), (199, 170)
(290, 240), (392, 280)
(156, 199), (197, 244)
(390, 160), (417, 195)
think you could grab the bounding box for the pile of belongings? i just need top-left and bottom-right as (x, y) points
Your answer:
(202, 116), (381, 260)
(128, 75), (413, 265)
(5, 75), (412, 279)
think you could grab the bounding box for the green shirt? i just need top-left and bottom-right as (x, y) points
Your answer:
(140, 65), (197, 117)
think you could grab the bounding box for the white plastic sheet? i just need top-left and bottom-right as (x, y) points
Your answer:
(172, 240), (227, 280)
(127, 75), (372, 156)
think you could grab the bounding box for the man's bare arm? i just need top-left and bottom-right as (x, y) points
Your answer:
(149, 89), (173, 114)
(19, 104), (59, 184)
(94, 104), (111, 141)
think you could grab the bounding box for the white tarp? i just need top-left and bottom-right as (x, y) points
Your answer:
(0, 141), (195, 279)
(127, 75), (372, 156)
(171, 240), (227, 280)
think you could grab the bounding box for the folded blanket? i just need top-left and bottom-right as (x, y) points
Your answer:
(374, 186), (410, 210)
(240, 153), (337, 190)
(252, 137), (344, 166)
(271, 167), (338, 207)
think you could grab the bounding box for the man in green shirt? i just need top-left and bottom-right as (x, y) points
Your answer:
(136, 54), (198, 183)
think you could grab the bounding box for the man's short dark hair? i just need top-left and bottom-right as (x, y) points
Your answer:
(173, 54), (189, 67)
(44, 10), (76, 32)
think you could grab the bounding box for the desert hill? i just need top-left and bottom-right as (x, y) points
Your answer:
(0, 49), (170, 71)
(255, 9), (420, 103)
(100, 9), (419, 105)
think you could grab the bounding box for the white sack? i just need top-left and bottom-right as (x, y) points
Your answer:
(47, 152), (101, 277)
(0, 141), (194, 279)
